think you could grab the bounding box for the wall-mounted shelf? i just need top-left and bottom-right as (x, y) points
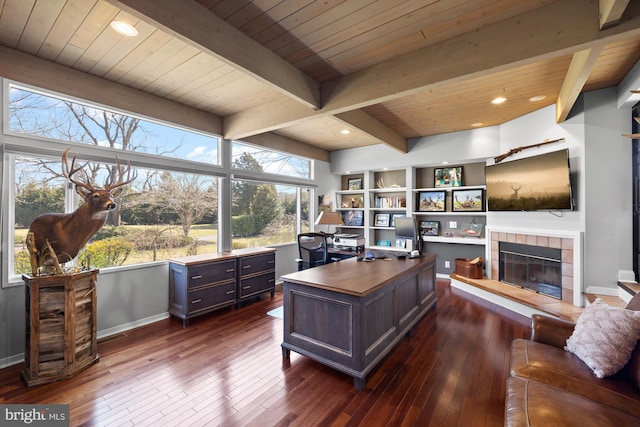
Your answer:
(422, 236), (486, 245)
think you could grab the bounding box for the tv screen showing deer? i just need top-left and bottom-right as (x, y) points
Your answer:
(485, 149), (574, 211)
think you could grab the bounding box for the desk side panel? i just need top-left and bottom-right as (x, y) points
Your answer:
(283, 284), (361, 369)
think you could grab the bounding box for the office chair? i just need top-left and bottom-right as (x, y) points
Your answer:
(296, 232), (330, 270)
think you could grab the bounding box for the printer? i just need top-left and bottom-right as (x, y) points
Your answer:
(333, 233), (365, 250)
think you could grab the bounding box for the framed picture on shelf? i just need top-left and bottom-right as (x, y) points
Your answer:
(377, 240), (391, 247)
(417, 191), (446, 212)
(390, 213), (405, 227)
(395, 238), (406, 248)
(347, 178), (362, 190)
(452, 189), (484, 212)
(374, 213), (390, 227)
(342, 210), (364, 226)
(434, 166), (463, 187)
(420, 221), (440, 236)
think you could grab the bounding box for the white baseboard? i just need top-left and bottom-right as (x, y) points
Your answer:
(584, 286), (618, 296)
(0, 312), (171, 370)
(97, 312), (170, 340)
(0, 353), (24, 370)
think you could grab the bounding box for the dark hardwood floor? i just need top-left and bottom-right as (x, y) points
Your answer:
(0, 279), (531, 426)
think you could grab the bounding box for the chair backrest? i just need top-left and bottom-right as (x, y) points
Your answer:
(297, 232), (329, 270)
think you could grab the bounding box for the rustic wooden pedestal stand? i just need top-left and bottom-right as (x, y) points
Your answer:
(22, 269), (100, 387)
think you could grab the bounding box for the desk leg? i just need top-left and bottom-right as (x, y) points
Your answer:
(354, 376), (365, 391)
(282, 346), (290, 359)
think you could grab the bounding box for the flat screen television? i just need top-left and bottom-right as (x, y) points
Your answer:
(485, 149), (574, 211)
(394, 216), (421, 254)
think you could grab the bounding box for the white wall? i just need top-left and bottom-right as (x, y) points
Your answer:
(583, 88), (633, 292)
(330, 126), (501, 174)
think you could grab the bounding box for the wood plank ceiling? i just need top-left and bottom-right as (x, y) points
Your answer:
(0, 0), (639, 162)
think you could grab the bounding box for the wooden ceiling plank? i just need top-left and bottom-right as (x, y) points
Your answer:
(600, 0), (631, 29)
(556, 46), (604, 123)
(38, 0), (98, 61)
(103, 29), (173, 81)
(0, 0), (36, 49)
(16, 0), (66, 55)
(89, 15), (158, 77)
(334, 110), (407, 153)
(107, 0), (321, 109)
(224, 0), (640, 140)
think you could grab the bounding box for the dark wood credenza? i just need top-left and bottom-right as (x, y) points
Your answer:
(169, 248), (276, 326)
(280, 254), (437, 390)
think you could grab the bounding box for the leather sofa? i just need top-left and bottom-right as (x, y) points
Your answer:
(505, 296), (640, 426)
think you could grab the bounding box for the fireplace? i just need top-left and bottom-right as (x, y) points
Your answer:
(499, 242), (562, 299)
(487, 227), (582, 306)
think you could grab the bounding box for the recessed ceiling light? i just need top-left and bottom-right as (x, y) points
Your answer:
(491, 97), (507, 105)
(529, 95), (547, 102)
(442, 161), (449, 165)
(471, 122), (483, 127)
(340, 129), (351, 135)
(110, 20), (139, 37)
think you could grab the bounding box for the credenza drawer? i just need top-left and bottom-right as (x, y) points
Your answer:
(238, 253), (275, 277)
(188, 281), (236, 312)
(239, 272), (276, 298)
(188, 260), (236, 289)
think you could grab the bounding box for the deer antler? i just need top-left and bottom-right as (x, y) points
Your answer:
(62, 147), (93, 192)
(105, 154), (137, 192)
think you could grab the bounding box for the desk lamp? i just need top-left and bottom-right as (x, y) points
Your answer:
(314, 211), (344, 235)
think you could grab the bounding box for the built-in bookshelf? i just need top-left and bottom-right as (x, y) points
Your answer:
(334, 163), (487, 267)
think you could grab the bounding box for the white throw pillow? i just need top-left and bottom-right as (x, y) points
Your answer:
(565, 298), (640, 378)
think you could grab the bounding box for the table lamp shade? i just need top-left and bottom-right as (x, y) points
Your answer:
(314, 211), (344, 226)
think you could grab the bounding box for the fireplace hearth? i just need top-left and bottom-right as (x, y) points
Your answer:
(499, 242), (562, 299)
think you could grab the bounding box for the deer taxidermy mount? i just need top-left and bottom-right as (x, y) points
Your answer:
(26, 147), (137, 276)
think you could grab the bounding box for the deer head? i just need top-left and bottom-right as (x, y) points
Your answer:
(26, 147), (137, 273)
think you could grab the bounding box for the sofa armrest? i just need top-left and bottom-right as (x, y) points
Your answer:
(531, 314), (575, 348)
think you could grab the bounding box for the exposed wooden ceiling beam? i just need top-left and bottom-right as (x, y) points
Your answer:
(556, 46), (604, 123)
(600, 0), (631, 29)
(106, 0), (321, 109)
(0, 45), (223, 136)
(224, 0), (640, 140)
(334, 110), (407, 153)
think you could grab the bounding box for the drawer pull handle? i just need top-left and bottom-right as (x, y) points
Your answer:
(191, 298), (202, 304)
(268, 279), (275, 283)
(226, 290), (235, 295)
(243, 285), (251, 289)
(243, 265), (252, 269)
(268, 260), (275, 264)
(226, 269), (235, 273)
(191, 275), (202, 280)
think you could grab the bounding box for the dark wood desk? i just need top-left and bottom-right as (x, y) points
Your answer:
(280, 254), (437, 390)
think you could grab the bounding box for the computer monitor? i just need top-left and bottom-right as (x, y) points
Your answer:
(394, 216), (421, 254)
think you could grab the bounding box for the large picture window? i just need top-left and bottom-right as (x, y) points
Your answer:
(2, 79), (316, 286)
(8, 85), (220, 165)
(231, 179), (310, 248)
(10, 154), (219, 277)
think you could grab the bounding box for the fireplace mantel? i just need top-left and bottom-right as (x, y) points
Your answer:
(484, 226), (583, 307)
